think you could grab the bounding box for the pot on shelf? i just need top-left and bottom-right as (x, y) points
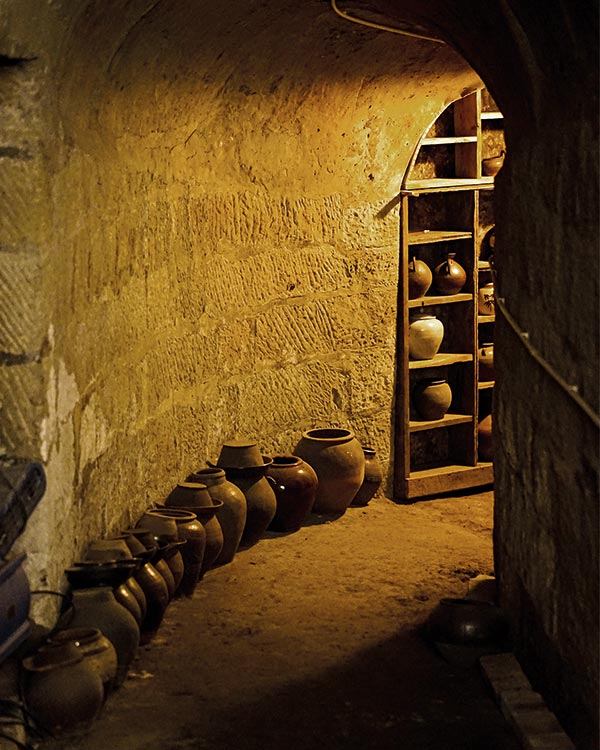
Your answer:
(478, 343), (495, 381)
(482, 150), (505, 177)
(433, 253), (467, 295)
(293, 428), (364, 516)
(413, 379), (452, 421)
(478, 414), (493, 461)
(408, 256), (432, 299)
(408, 312), (444, 360)
(478, 282), (495, 315)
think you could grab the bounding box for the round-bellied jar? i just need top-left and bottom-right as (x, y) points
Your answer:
(266, 455), (318, 532)
(408, 312), (444, 360)
(413, 378), (452, 421)
(350, 448), (383, 507)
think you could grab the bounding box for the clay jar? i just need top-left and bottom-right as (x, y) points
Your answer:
(478, 342), (495, 381)
(266, 456), (318, 532)
(478, 282), (495, 315)
(165, 481), (213, 508)
(426, 598), (509, 647)
(478, 414), (493, 461)
(186, 468), (247, 566)
(413, 379), (453, 421)
(48, 627), (118, 694)
(217, 460), (277, 548)
(350, 448), (383, 507)
(408, 312), (444, 360)
(293, 428), (365, 515)
(433, 253), (467, 295)
(151, 508), (205, 597)
(482, 150), (505, 177)
(22, 642), (104, 735)
(166, 498), (224, 578)
(65, 587), (140, 686)
(216, 439), (263, 468)
(408, 256), (432, 299)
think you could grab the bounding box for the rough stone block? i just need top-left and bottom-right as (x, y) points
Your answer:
(524, 733), (576, 750)
(0, 248), (42, 353)
(480, 653), (532, 697)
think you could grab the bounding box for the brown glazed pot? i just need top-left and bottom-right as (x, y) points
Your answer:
(350, 448), (383, 507)
(22, 642), (104, 735)
(433, 253), (467, 295)
(413, 379), (453, 421)
(152, 508), (206, 597)
(293, 428), (365, 515)
(266, 456), (318, 532)
(165, 481), (213, 508)
(114, 582), (143, 626)
(171, 501), (224, 577)
(408, 256), (432, 299)
(478, 343), (495, 381)
(61, 587), (140, 687)
(482, 150), (505, 177)
(478, 414), (493, 461)
(132, 560), (169, 643)
(218, 460), (277, 548)
(187, 468), (247, 566)
(426, 598), (509, 646)
(48, 627), (118, 694)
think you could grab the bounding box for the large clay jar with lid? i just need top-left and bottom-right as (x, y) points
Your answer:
(408, 256), (432, 299)
(413, 378), (453, 420)
(22, 642), (104, 735)
(433, 253), (467, 295)
(186, 468), (247, 566)
(293, 428), (365, 515)
(408, 312), (444, 360)
(151, 508), (205, 597)
(48, 627), (118, 694)
(62, 587), (139, 687)
(266, 456), (318, 532)
(350, 448), (383, 507)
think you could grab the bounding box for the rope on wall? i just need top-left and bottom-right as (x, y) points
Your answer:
(330, 0), (444, 44)
(493, 270), (600, 429)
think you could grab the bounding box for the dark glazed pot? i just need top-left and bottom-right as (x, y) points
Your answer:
(293, 428), (365, 515)
(165, 481), (214, 508)
(266, 456), (318, 532)
(187, 468), (247, 566)
(426, 598), (509, 647)
(433, 253), (467, 295)
(61, 587), (140, 687)
(152, 509), (206, 597)
(350, 448), (383, 507)
(132, 561), (169, 643)
(170, 501), (224, 577)
(408, 256), (432, 299)
(413, 379), (453, 421)
(22, 642), (104, 735)
(478, 343), (495, 381)
(48, 627), (118, 694)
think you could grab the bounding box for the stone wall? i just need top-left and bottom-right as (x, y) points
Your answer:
(0, 0), (478, 619)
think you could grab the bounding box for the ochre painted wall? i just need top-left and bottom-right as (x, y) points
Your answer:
(0, 1), (478, 618)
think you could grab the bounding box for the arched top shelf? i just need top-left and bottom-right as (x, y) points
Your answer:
(401, 88), (503, 194)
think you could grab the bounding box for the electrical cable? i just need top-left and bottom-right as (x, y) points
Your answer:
(491, 268), (600, 429)
(330, 0), (444, 44)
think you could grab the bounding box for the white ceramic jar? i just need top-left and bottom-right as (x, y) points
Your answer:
(408, 312), (444, 360)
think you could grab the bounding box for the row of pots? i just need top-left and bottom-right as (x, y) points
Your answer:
(20, 429), (384, 737)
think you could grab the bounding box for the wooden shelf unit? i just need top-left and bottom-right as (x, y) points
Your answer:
(394, 89), (502, 502)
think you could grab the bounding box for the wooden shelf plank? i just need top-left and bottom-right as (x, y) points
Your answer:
(409, 413), (473, 432)
(408, 230), (473, 245)
(478, 313), (496, 323)
(400, 462), (494, 500)
(403, 177), (494, 194)
(409, 293), (472, 308)
(478, 260), (491, 270)
(409, 353), (473, 369)
(481, 112), (503, 120)
(478, 380), (495, 390)
(421, 136), (478, 145)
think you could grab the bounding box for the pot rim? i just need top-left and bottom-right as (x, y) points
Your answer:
(300, 428), (354, 443)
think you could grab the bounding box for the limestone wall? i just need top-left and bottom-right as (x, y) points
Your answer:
(0, 0), (478, 618)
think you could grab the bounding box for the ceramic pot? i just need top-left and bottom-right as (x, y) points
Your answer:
(114, 582), (143, 626)
(426, 598), (509, 646)
(478, 282), (495, 315)
(154, 554), (176, 600)
(433, 253), (467, 295)
(172, 501), (224, 577)
(408, 312), (444, 360)
(350, 448), (383, 507)
(165, 481), (213, 508)
(187, 468), (246, 566)
(478, 343), (495, 381)
(48, 627), (118, 694)
(84, 538), (133, 562)
(0, 553), (31, 664)
(132, 561), (169, 642)
(64, 560), (137, 590)
(122, 527), (159, 559)
(293, 428), (365, 515)
(413, 379), (453, 421)
(482, 150), (505, 177)
(266, 456), (318, 532)
(65, 587), (139, 686)
(22, 642), (104, 735)
(152, 509), (205, 597)
(478, 414), (493, 461)
(137, 510), (179, 545)
(123, 575), (147, 622)
(408, 256), (432, 299)
(216, 439), (264, 468)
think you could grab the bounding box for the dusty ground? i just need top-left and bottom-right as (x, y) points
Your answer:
(41, 490), (520, 750)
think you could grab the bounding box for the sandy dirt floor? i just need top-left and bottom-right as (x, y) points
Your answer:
(41, 490), (520, 750)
